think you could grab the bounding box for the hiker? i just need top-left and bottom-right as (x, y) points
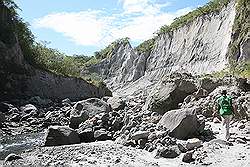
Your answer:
(213, 89), (236, 140)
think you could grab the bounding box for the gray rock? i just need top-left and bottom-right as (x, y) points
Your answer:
(237, 123), (245, 129)
(69, 98), (111, 128)
(138, 138), (148, 148)
(148, 132), (157, 141)
(155, 146), (181, 158)
(20, 104), (37, 113)
(208, 139), (233, 146)
(20, 113), (32, 122)
(107, 96), (126, 111)
(78, 119), (95, 130)
(131, 131), (150, 140)
(183, 95), (195, 105)
(236, 138), (247, 144)
(69, 111), (89, 129)
(193, 88), (208, 99)
(45, 126), (80, 146)
(62, 98), (71, 105)
(78, 128), (94, 143)
(145, 78), (197, 114)
(182, 151), (195, 163)
(177, 143), (187, 153)
(157, 108), (200, 139)
(9, 107), (19, 114)
(115, 134), (129, 145)
(0, 112), (5, 124)
(4, 153), (23, 162)
(186, 138), (202, 150)
(94, 129), (111, 141)
(9, 113), (20, 122)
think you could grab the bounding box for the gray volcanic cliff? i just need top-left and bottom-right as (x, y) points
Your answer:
(82, 0), (249, 96)
(0, 3), (111, 101)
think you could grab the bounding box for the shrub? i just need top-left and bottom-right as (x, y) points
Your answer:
(94, 37), (130, 60)
(156, 0), (231, 35)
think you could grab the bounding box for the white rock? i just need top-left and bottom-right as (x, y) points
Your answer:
(186, 138), (202, 150)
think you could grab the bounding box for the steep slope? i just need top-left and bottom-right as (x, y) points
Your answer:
(82, 0), (249, 95)
(82, 39), (138, 90)
(0, 2), (111, 101)
(145, 1), (235, 76)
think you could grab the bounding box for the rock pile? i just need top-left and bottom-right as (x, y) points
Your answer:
(1, 74), (249, 164)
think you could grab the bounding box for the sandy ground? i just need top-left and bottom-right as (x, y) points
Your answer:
(2, 121), (250, 167)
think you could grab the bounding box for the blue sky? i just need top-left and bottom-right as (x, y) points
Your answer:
(15, 0), (209, 56)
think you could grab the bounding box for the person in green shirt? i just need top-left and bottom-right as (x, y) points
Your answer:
(214, 89), (236, 141)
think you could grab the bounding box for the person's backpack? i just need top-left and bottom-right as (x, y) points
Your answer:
(219, 96), (232, 115)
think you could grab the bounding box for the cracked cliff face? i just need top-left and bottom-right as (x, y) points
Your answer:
(145, 1), (236, 78)
(83, 1), (241, 96)
(0, 40), (111, 101)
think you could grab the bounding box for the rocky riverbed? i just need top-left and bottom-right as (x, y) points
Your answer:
(1, 120), (250, 167)
(0, 74), (250, 166)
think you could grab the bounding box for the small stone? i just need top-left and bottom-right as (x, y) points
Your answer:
(182, 151), (195, 163)
(236, 138), (247, 144)
(138, 138), (147, 148)
(115, 158), (121, 163)
(186, 138), (202, 150)
(238, 123), (245, 129)
(177, 143), (187, 153)
(155, 146), (180, 158)
(4, 153), (23, 162)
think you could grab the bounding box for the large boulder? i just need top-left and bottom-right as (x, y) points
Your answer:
(78, 128), (95, 143)
(144, 78), (197, 115)
(69, 98), (111, 129)
(157, 108), (201, 139)
(44, 126), (80, 146)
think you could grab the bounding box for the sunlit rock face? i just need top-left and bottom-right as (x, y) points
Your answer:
(83, 1), (239, 96)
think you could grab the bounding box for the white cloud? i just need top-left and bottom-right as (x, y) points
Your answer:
(33, 0), (192, 48)
(34, 10), (115, 46)
(120, 0), (171, 15)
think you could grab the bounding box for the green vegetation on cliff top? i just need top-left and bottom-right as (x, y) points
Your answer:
(136, 0), (231, 55)
(0, 0), (104, 86)
(94, 37), (130, 60)
(136, 0), (249, 78)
